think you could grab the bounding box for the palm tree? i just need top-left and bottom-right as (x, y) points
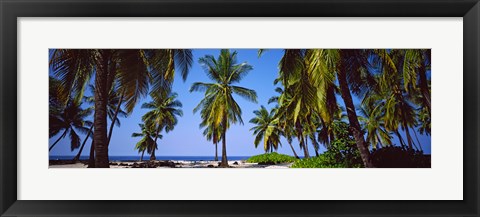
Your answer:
(141, 91), (183, 160)
(268, 87), (300, 158)
(50, 49), (192, 167)
(262, 49), (429, 166)
(132, 124), (162, 161)
(358, 103), (393, 149)
(49, 99), (92, 152)
(294, 49), (376, 166)
(278, 50), (317, 158)
(373, 49), (423, 151)
(270, 49), (374, 167)
(333, 49), (375, 167)
(249, 106), (282, 153)
(400, 49), (431, 148)
(73, 84), (128, 162)
(263, 49), (345, 159)
(191, 49), (258, 167)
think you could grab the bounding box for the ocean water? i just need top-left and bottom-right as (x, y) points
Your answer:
(49, 155), (251, 161)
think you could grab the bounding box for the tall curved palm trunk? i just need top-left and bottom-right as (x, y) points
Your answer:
(49, 130), (67, 151)
(107, 92), (125, 147)
(93, 55), (110, 168)
(337, 65), (373, 168)
(404, 125), (415, 150)
(288, 141), (300, 159)
(73, 124), (93, 161)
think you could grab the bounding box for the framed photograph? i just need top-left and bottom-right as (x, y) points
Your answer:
(1, 0), (478, 216)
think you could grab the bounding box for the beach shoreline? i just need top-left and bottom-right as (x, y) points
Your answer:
(49, 160), (293, 168)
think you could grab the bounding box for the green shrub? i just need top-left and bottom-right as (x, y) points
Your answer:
(291, 155), (341, 168)
(246, 152), (297, 164)
(291, 154), (363, 168)
(291, 121), (364, 168)
(371, 146), (430, 168)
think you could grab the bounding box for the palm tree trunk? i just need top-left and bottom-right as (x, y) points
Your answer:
(337, 64), (373, 168)
(310, 134), (320, 157)
(140, 150), (145, 161)
(220, 119), (228, 167)
(150, 148), (156, 161)
(221, 132), (228, 167)
(106, 92), (125, 147)
(73, 124), (93, 161)
(395, 130), (406, 148)
(93, 51), (111, 168)
(49, 129), (67, 151)
(404, 127), (421, 151)
(413, 129), (423, 151)
(296, 122), (309, 158)
(375, 134), (383, 149)
(300, 136), (309, 158)
(88, 139), (95, 168)
(304, 136), (310, 157)
(404, 126), (414, 150)
(288, 141), (300, 159)
(150, 127), (160, 161)
(214, 142), (218, 161)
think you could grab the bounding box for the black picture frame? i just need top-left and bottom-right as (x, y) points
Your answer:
(1, 0), (478, 216)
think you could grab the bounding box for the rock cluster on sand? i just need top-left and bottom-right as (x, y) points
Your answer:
(130, 161), (176, 168)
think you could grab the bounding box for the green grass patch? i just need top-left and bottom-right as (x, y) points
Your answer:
(246, 152), (297, 164)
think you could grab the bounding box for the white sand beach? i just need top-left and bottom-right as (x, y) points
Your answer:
(49, 160), (293, 169)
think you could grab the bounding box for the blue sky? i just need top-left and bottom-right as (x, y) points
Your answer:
(49, 49), (431, 157)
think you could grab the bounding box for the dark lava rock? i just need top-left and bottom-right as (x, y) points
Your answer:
(132, 162), (147, 168)
(258, 162), (276, 165)
(158, 161), (176, 168)
(233, 161), (239, 165)
(207, 164), (214, 168)
(49, 160), (75, 165)
(146, 161), (159, 168)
